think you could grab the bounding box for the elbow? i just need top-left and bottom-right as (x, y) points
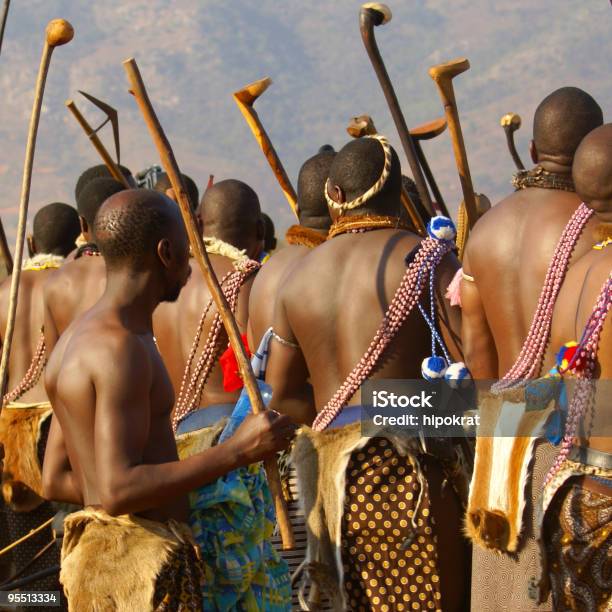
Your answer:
(98, 482), (131, 517)
(41, 467), (60, 502)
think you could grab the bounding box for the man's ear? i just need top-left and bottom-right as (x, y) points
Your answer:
(157, 238), (172, 269)
(529, 140), (538, 165)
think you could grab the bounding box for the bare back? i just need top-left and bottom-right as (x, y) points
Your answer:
(247, 244), (310, 349)
(548, 247), (612, 455)
(43, 256), (107, 352)
(45, 303), (187, 522)
(154, 255), (255, 408)
(0, 269), (56, 402)
(272, 229), (461, 410)
(463, 187), (597, 377)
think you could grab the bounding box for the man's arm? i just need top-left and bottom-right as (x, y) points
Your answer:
(42, 416), (83, 505)
(460, 251), (498, 378)
(266, 289), (316, 425)
(94, 337), (294, 516)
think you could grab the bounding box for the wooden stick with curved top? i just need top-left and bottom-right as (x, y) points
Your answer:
(123, 58), (294, 550)
(233, 78), (298, 219)
(66, 99), (131, 188)
(500, 112), (525, 170)
(428, 58), (478, 230)
(0, 19), (74, 402)
(359, 3), (435, 219)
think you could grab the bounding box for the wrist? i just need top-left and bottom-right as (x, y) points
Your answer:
(220, 437), (249, 469)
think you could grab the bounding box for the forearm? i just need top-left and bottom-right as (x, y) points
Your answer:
(101, 439), (245, 516)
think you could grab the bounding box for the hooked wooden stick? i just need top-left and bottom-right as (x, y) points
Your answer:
(410, 117), (449, 216)
(359, 3), (436, 219)
(0, 19), (74, 402)
(428, 58), (478, 230)
(123, 58), (295, 550)
(66, 99), (130, 188)
(500, 112), (525, 170)
(346, 115), (426, 235)
(233, 78), (298, 219)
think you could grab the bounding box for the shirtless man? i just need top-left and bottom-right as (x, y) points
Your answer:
(154, 179), (264, 415)
(464, 89), (603, 612)
(266, 136), (466, 610)
(42, 190), (293, 609)
(0, 202), (79, 597)
(462, 87), (603, 378)
(43, 177), (125, 351)
(0, 203), (79, 401)
(543, 124), (612, 611)
(248, 150), (334, 348)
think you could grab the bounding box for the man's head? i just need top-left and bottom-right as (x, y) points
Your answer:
(154, 172), (199, 211)
(572, 124), (612, 221)
(76, 177), (126, 242)
(31, 202), (80, 256)
(531, 87), (603, 168)
(326, 136), (402, 219)
(261, 212), (277, 252)
(297, 151), (336, 230)
(199, 179), (263, 259)
(94, 190), (190, 303)
(74, 164), (135, 200)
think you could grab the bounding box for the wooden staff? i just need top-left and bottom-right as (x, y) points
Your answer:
(428, 58), (478, 229)
(123, 58), (295, 550)
(500, 112), (525, 170)
(66, 99), (130, 188)
(0, 19), (74, 401)
(346, 114), (427, 235)
(233, 78), (299, 219)
(410, 117), (449, 215)
(359, 3), (436, 219)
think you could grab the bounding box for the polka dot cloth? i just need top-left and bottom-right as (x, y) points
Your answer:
(341, 437), (442, 611)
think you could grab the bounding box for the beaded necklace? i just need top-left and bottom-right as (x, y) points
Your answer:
(3, 331), (47, 404)
(285, 225), (327, 248)
(492, 203), (593, 392)
(327, 214), (410, 239)
(172, 259), (259, 431)
(544, 274), (611, 486)
(512, 165), (574, 193)
(312, 217), (456, 432)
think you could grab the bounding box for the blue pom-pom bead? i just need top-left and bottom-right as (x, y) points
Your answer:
(427, 216), (456, 242)
(421, 356), (448, 380)
(444, 362), (471, 388)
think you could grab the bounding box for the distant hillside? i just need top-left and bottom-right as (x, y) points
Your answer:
(0, 0), (609, 245)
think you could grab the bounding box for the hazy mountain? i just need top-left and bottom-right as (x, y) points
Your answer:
(0, 0), (609, 245)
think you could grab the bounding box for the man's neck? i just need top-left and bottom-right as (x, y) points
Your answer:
(101, 269), (159, 333)
(538, 160), (572, 174)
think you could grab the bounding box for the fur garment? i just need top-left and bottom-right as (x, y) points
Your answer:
(0, 401), (52, 511)
(466, 389), (555, 553)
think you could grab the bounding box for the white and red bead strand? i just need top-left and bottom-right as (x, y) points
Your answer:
(312, 237), (453, 432)
(172, 261), (259, 431)
(3, 331), (47, 403)
(493, 203), (593, 392)
(544, 274), (611, 486)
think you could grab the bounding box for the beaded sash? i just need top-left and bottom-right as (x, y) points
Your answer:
(312, 236), (454, 431)
(493, 203), (593, 392)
